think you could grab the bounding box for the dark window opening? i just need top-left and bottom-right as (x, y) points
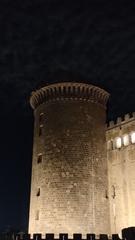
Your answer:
(39, 113), (44, 123)
(36, 188), (40, 197)
(35, 210), (39, 220)
(112, 185), (116, 199)
(37, 154), (42, 164)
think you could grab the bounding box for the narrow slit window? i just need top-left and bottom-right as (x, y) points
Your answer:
(36, 188), (40, 197)
(35, 210), (39, 220)
(37, 154), (42, 164)
(112, 185), (116, 199)
(39, 125), (43, 136)
(39, 113), (44, 123)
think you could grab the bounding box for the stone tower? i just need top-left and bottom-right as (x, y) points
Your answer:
(28, 82), (110, 236)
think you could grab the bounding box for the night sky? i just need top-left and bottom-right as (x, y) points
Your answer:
(1, 0), (135, 232)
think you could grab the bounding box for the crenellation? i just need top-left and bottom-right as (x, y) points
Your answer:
(124, 113), (130, 121)
(116, 117), (122, 124)
(14, 232), (130, 240)
(108, 121), (115, 128)
(107, 112), (135, 130)
(132, 112), (135, 118)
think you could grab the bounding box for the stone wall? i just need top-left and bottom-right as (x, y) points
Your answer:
(106, 113), (135, 234)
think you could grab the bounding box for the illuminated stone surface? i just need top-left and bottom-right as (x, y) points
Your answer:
(28, 82), (110, 236)
(107, 113), (135, 234)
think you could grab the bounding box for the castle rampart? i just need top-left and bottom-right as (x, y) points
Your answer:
(13, 227), (135, 240)
(107, 112), (135, 130)
(14, 232), (123, 240)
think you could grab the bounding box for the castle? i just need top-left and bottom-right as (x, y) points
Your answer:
(28, 82), (135, 237)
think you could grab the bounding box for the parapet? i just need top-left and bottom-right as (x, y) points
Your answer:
(15, 233), (122, 240)
(107, 112), (135, 130)
(13, 228), (135, 240)
(30, 82), (109, 109)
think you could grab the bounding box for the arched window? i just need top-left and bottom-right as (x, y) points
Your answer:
(115, 137), (122, 149)
(123, 134), (129, 146)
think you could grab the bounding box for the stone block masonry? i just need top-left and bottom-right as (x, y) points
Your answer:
(106, 112), (135, 234)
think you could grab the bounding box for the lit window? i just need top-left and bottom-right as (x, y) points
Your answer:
(37, 154), (42, 164)
(131, 132), (135, 144)
(35, 210), (39, 220)
(116, 137), (122, 149)
(36, 188), (40, 197)
(123, 135), (129, 146)
(39, 125), (43, 136)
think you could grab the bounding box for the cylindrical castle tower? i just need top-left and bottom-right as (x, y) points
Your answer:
(29, 82), (110, 236)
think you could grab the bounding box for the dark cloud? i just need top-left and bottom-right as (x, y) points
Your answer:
(0, 1), (135, 119)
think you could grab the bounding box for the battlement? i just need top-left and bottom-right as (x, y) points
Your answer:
(1, 228), (135, 240)
(107, 112), (135, 130)
(14, 233), (122, 240)
(30, 82), (109, 109)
